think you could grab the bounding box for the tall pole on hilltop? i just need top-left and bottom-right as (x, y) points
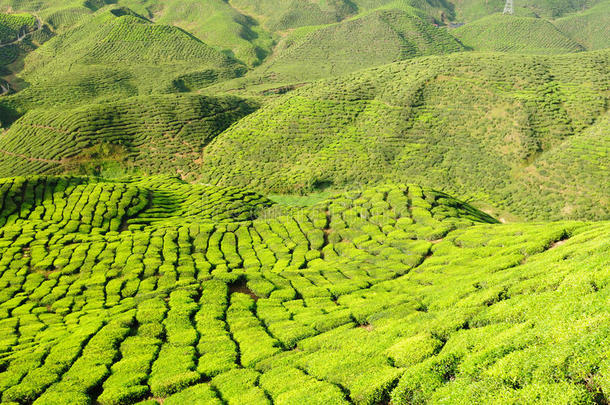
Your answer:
(503, 0), (514, 14)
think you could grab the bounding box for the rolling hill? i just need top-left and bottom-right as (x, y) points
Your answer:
(553, 0), (610, 51)
(0, 0), (608, 403)
(452, 14), (584, 54)
(246, 9), (465, 84)
(114, 0), (275, 67)
(0, 93), (258, 179)
(198, 50), (610, 221)
(0, 6), (245, 118)
(0, 177), (607, 404)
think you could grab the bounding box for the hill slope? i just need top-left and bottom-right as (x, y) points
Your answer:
(450, 0), (608, 21)
(554, 0), (610, 51)
(199, 50), (610, 220)
(0, 7), (245, 118)
(115, 0), (275, 67)
(0, 178), (608, 404)
(0, 93), (258, 179)
(250, 9), (464, 84)
(452, 14), (584, 54)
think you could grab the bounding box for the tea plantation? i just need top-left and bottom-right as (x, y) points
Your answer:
(553, 0), (610, 51)
(452, 14), (584, 54)
(0, 177), (607, 404)
(0, 7), (246, 116)
(0, 93), (258, 177)
(243, 9), (464, 85)
(200, 50), (610, 221)
(0, 0), (608, 403)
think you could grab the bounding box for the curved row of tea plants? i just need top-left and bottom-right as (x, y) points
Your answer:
(0, 177), (608, 404)
(0, 93), (258, 178)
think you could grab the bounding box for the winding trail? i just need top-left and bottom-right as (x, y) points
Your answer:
(0, 17), (42, 48)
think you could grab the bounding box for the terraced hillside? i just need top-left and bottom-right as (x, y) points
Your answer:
(0, 7), (245, 117)
(0, 177), (608, 404)
(228, 0), (357, 31)
(554, 0), (610, 51)
(200, 50), (610, 220)
(450, 0), (608, 21)
(242, 9), (464, 85)
(452, 14), (584, 54)
(0, 0), (107, 32)
(0, 12), (51, 90)
(0, 13), (37, 43)
(0, 93), (258, 178)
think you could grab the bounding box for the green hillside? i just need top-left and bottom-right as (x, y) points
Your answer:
(452, 14), (584, 54)
(0, 7), (245, 117)
(113, 0), (275, 67)
(199, 50), (610, 221)
(554, 0), (610, 50)
(450, 0), (607, 22)
(0, 17), (52, 99)
(228, 0), (357, 31)
(0, 93), (258, 179)
(0, 177), (608, 404)
(0, 12), (36, 43)
(512, 110), (610, 219)
(0, 0), (110, 32)
(247, 9), (464, 84)
(0, 1), (608, 403)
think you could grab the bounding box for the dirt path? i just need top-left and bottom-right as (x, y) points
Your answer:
(0, 17), (42, 48)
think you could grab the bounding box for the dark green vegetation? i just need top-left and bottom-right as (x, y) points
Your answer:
(0, 13), (37, 43)
(200, 50), (610, 221)
(0, 12), (50, 90)
(0, 177), (608, 404)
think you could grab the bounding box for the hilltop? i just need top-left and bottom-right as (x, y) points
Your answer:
(0, 177), (608, 404)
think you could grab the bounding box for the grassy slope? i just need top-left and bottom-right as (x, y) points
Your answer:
(199, 50), (610, 221)
(0, 0), (110, 32)
(0, 6), (245, 120)
(450, 0), (607, 21)
(0, 93), (258, 180)
(452, 14), (584, 54)
(115, 0), (275, 67)
(0, 12), (40, 69)
(0, 178), (607, 404)
(554, 0), (610, 50)
(243, 9), (464, 85)
(228, 0), (357, 31)
(0, 12), (36, 43)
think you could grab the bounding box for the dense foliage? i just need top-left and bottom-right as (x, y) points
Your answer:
(200, 50), (610, 220)
(0, 0), (607, 403)
(0, 178), (608, 404)
(0, 93), (258, 177)
(453, 14), (583, 54)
